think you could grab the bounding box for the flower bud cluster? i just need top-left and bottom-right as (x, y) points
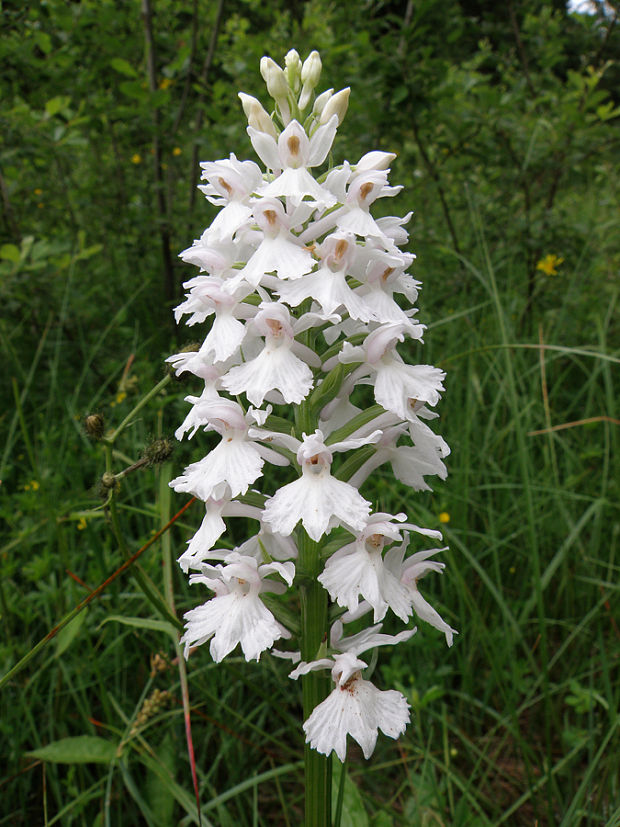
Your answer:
(168, 51), (456, 761)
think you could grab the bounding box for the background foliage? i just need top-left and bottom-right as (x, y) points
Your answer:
(1, 1), (619, 824)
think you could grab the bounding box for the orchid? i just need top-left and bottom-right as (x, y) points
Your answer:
(168, 49), (455, 826)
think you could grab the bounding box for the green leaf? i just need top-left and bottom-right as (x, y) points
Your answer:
(27, 736), (118, 764)
(55, 611), (87, 657)
(99, 615), (179, 642)
(119, 80), (148, 101)
(332, 762), (369, 827)
(75, 244), (103, 261)
(392, 86), (409, 105)
(45, 96), (71, 117)
(110, 58), (139, 78)
(0, 244), (20, 264)
(370, 813), (393, 827)
(34, 31), (53, 54)
(145, 733), (177, 825)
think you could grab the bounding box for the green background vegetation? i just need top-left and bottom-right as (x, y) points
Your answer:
(1, 0), (618, 824)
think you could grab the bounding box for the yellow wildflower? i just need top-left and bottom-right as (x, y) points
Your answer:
(77, 517), (87, 530)
(24, 480), (40, 491)
(34, 188), (43, 196)
(536, 254), (564, 276)
(159, 77), (172, 90)
(439, 511), (450, 524)
(131, 153), (142, 165)
(110, 391), (127, 407)
(172, 147), (182, 156)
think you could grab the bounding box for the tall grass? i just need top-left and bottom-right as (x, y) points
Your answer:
(1, 209), (618, 825)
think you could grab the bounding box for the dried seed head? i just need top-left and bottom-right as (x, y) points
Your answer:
(84, 413), (105, 440)
(142, 438), (174, 467)
(98, 471), (120, 498)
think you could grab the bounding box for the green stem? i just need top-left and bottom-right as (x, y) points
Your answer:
(104, 444), (180, 629)
(159, 463), (202, 822)
(298, 529), (331, 827)
(108, 374), (171, 442)
(12, 377), (37, 474)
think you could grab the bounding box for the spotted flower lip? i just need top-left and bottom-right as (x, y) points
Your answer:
(249, 118), (338, 207)
(288, 645), (411, 762)
(261, 429), (382, 541)
(220, 302), (320, 406)
(181, 553), (294, 662)
(318, 513), (443, 622)
(169, 400), (289, 501)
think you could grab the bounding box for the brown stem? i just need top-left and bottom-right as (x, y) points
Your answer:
(141, 0), (176, 304)
(410, 120), (465, 274)
(508, 0), (536, 99)
(0, 164), (20, 241)
(187, 0), (225, 225)
(171, 0), (199, 137)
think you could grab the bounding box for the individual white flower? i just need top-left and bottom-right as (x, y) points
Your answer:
(329, 617), (417, 655)
(353, 151), (396, 174)
(353, 250), (422, 330)
(291, 651), (410, 761)
(197, 154), (263, 241)
(181, 553), (294, 662)
(335, 170), (402, 243)
(170, 400), (288, 501)
(232, 198), (316, 289)
(178, 497), (269, 573)
(262, 429), (381, 541)
(319, 87), (350, 125)
(338, 323), (445, 421)
(166, 350), (225, 383)
(260, 56), (292, 123)
(275, 231), (373, 322)
(221, 301), (320, 406)
(347, 424), (448, 491)
(249, 118), (338, 207)
(173, 276), (255, 363)
(318, 512), (443, 621)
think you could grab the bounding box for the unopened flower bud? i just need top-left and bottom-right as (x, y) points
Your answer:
(320, 87), (350, 125)
(238, 92), (278, 138)
(142, 437), (174, 467)
(284, 49), (302, 93)
(84, 413), (105, 440)
(260, 57), (288, 100)
(355, 151), (397, 172)
(299, 53), (322, 112)
(301, 50), (322, 89)
(260, 56), (291, 122)
(312, 88), (333, 119)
